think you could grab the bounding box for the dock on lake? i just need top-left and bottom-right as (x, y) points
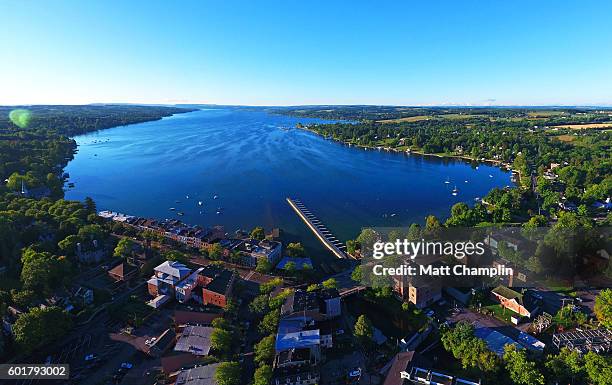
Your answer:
(286, 198), (348, 259)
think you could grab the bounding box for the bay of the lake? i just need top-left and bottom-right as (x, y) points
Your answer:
(65, 108), (511, 263)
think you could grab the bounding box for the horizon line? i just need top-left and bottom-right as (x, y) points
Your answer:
(2, 102), (612, 109)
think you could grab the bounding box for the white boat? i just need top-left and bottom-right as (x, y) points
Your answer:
(489, 174), (493, 178)
(444, 177), (450, 184)
(213, 195), (219, 199)
(198, 201), (203, 206)
(452, 186), (459, 196)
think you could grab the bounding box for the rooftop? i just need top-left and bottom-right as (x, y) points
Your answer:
(155, 260), (192, 279)
(276, 329), (320, 351)
(175, 363), (220, 385)
(474, 326), (520, 357)
(175, 325), (213, 356)
(204, 269), (234, 295)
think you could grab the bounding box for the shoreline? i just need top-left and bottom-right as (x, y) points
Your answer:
(299, 125), (519, 177)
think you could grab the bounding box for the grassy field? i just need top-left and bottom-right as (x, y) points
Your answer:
(377, 113), (489, 123)
(553, 123), (612, 129)
(554, 134), (578, 143)
(527, 111), (567, 117)
(437, 113), (487, 120)
(377, 115), (432, 123)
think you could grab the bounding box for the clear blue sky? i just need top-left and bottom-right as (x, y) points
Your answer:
(1, 0), (611, 106)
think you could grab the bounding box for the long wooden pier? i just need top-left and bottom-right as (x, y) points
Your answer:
(286, 198), (348, 259)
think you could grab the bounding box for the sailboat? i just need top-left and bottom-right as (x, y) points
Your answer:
(198, 201), (203, 206)
(452, 186), (459, 196)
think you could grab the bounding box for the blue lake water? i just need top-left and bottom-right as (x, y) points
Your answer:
(65, 108), (511, 261)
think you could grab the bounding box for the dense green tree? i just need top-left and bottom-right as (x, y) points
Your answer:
(584, 351), (612, 385)
(322, 278), (338, 290)
(356, 228), (379, 255)
(255, 258), (272, 273)
(250, 226), (265, 240)
(286, 242), (305, 258)
(253, 365), (273, 385)
(407, 223), (422, 240)
(163, 250), (189, 264)
(211, 317), (229, 330)
(424, 215), (441, 238)
(545, 347), (584, 384)
(259, 277), (282, 294)
(249, 295), (269, 315)
(440, 322), (499, 373)
(215, 362), (241, 385)
(284, 261), (296, 274)
(503, 345), (544, 385)
(594, 289), (612, 328)
(113, 237), (136, 259)
(346, 239), (357, 255)
(208, 243), (223, 260)
(211, 328), (232, 356)
(258, 310), (280, 334)
(254, 335), (275, 365)
(350, 265), (363, 283)
(354, 314), (373, 341)
(307, 283), (320, 292)
(13, 306), (72, 354)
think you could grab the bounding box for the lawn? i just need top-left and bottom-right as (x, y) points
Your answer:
(482, 303), (516, 323)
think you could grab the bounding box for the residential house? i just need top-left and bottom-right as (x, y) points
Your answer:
(492, 258), (531, 287)
(383, 351), (423, 385)
(108, 262), (138, 283)
(174, 363), (220, 385)
(491, 285), (540, 318)
(72, 286), (94, 307)
(174, 325), (213, 356)
(76, 239), (104, 263)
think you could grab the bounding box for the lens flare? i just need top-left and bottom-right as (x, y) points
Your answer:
(9, 109), (32, 128)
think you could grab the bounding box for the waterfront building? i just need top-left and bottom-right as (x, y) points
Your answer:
(237, 238), (283, 267)
(281, 289), (341, 321)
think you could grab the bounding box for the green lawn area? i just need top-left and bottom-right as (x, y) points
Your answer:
(538, 278), (575, 293)
(482, 302), (516, 323)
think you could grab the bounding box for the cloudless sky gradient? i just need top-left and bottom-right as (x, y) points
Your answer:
(1, 0), (611, 106)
